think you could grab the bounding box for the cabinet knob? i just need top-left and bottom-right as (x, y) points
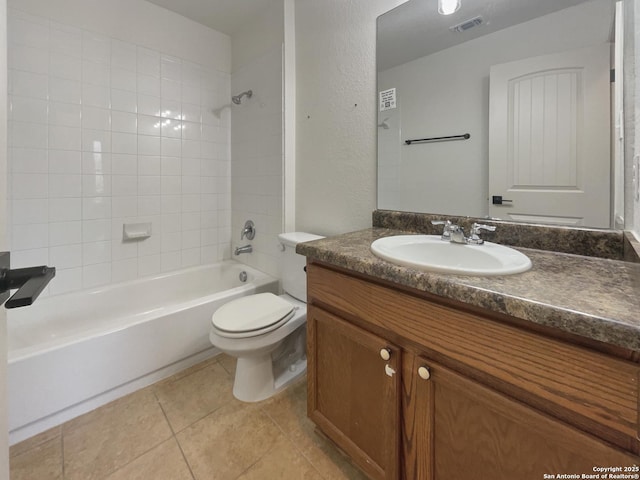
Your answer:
(417, 366), (431, 380)
(380, 348), (391, 361)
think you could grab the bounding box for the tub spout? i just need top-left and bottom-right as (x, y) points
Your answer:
(234, 244), (252, 255)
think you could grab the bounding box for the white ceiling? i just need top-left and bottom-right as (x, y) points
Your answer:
(377, 0), (614, 70)
(145, 0), (277, 35)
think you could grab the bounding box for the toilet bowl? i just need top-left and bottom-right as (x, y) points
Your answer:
(209, 232), (322, 402)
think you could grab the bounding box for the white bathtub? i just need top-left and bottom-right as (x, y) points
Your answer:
(7, 261), (277, 444)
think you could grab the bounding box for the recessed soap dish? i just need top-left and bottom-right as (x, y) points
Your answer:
(123, 222), (152, 241)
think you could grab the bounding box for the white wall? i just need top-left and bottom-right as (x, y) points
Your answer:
(230, 4), (285, 277)
(7, 0), (232, 294)
(294, 0), (407, 236)
(378, 0), (612, 218)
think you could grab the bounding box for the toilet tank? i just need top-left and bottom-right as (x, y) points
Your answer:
(278, 232), (323, 302)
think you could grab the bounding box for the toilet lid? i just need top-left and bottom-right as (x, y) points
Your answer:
(211, 292), (295, 334)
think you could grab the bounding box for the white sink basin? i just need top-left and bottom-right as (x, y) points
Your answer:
(370, 235), (532, 276)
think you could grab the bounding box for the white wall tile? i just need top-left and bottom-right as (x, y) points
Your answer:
(111, 68), (136, 92)
(82, 241), (111, 265)
(112, 196), (137, 217)
(137, 94), (160, 116)
(82, 106), (111, 130)
(49, 174), (81, 198)
(13, 199), (48, 225)
(112, 132), (137, 154)
(49, 52), (82, 81)
(111, 40), (137, 72)
(138, 155), (161, 175)
(82, 174), (111, 197)
(49, 102), (81, 128)
(13, 173), (48, 199)
(10, 44), (48, 74)
(82, 219), (111, 243)
(11, 96), (47, 123)
(50, 77), (81, 104)
(11, 70), (48, 99)
(48, 267), (82, 295)
(12, 248), (49, 269)
(82, 197), (111, 220)
(82, 32), (111, 64)
(112, 154), (137, 175)
(49, 244), (82, 268)
(11, 148), (48, 174)
(111, 111), (137, 134)
(138, 176), (161, 196)
(138, 254), (161, 276)
(138, 135), (161, 156)
(138, 115), (161, 136)
(112, 258), (138, 282)
(112, 175), (138, 196)
(82, 262), (111, 288)
(12, 121), (47, 149)
(82, 60), (110, 87)
(13, 223), (48, 250)
(49, 221), (81, 246)
(49, 125), (81, 151)
(138, 74), (161, 97)
(49, 198), (81, 222)
(49, 24), (81, 57)
(111, 89), (136, 113)
(82, 152), (111, 175)
(137, 47), (160, 77)
(8, 9), (232, 293)
(83, 84), (111, 109)
(138, 195), (161, 215)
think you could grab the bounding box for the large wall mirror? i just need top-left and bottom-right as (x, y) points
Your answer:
(377, 0), (624, 229)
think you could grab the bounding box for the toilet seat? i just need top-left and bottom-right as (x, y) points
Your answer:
(212, 292), (296, 339)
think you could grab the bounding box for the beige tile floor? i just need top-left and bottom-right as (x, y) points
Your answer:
(9, 354), (368, 480)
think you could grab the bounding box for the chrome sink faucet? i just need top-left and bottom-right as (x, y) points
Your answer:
(431, 220), (496, 245)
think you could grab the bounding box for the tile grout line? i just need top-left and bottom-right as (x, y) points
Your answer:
(153, 389), (197, 480)
(258, 403), (329, 480)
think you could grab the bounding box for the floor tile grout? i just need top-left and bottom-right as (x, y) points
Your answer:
(153, 389), (197, 480)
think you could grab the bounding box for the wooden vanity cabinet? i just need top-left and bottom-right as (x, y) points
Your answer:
(306, 261), (640, 479)
(307, 305), (401, 480)
(403, 353), (638, 480)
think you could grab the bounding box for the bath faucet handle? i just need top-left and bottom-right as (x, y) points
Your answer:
(240, 220), (255, 241)
(431, 220), (452, 240)
(468, 223), (497, 245)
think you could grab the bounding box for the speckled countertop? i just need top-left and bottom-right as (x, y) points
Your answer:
(297, 228), (640, 352)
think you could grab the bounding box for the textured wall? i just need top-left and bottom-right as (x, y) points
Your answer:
(294, 0), (406, 236)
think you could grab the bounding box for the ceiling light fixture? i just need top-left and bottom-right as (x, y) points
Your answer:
(438, 0), (461, 15)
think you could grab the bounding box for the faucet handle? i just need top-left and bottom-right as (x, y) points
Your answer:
(468, 223), (496, 244)
(431, 220), (452, 240)
(240, 220), (255, 240)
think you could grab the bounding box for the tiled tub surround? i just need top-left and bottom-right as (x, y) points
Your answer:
(8, 7), (232, 295)
(297, 228), (640, 352)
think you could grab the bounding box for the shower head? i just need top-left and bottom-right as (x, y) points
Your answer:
(231, 90), (253, 104)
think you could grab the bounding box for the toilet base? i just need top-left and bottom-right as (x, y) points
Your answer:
(233, 356), (307, 402)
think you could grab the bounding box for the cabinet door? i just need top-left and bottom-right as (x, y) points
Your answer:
(404, 354), (639, 480)
(307, 305), (401, 480)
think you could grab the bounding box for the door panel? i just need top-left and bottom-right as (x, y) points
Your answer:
(413, 358), (638, 480)
(307, 305), (401, 480)
(489, 45), (611, 227)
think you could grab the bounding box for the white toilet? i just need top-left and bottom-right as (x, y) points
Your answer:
(209, 232), (323, 402)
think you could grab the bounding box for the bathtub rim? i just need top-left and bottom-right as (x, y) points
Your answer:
(8, 260), (277, 363)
